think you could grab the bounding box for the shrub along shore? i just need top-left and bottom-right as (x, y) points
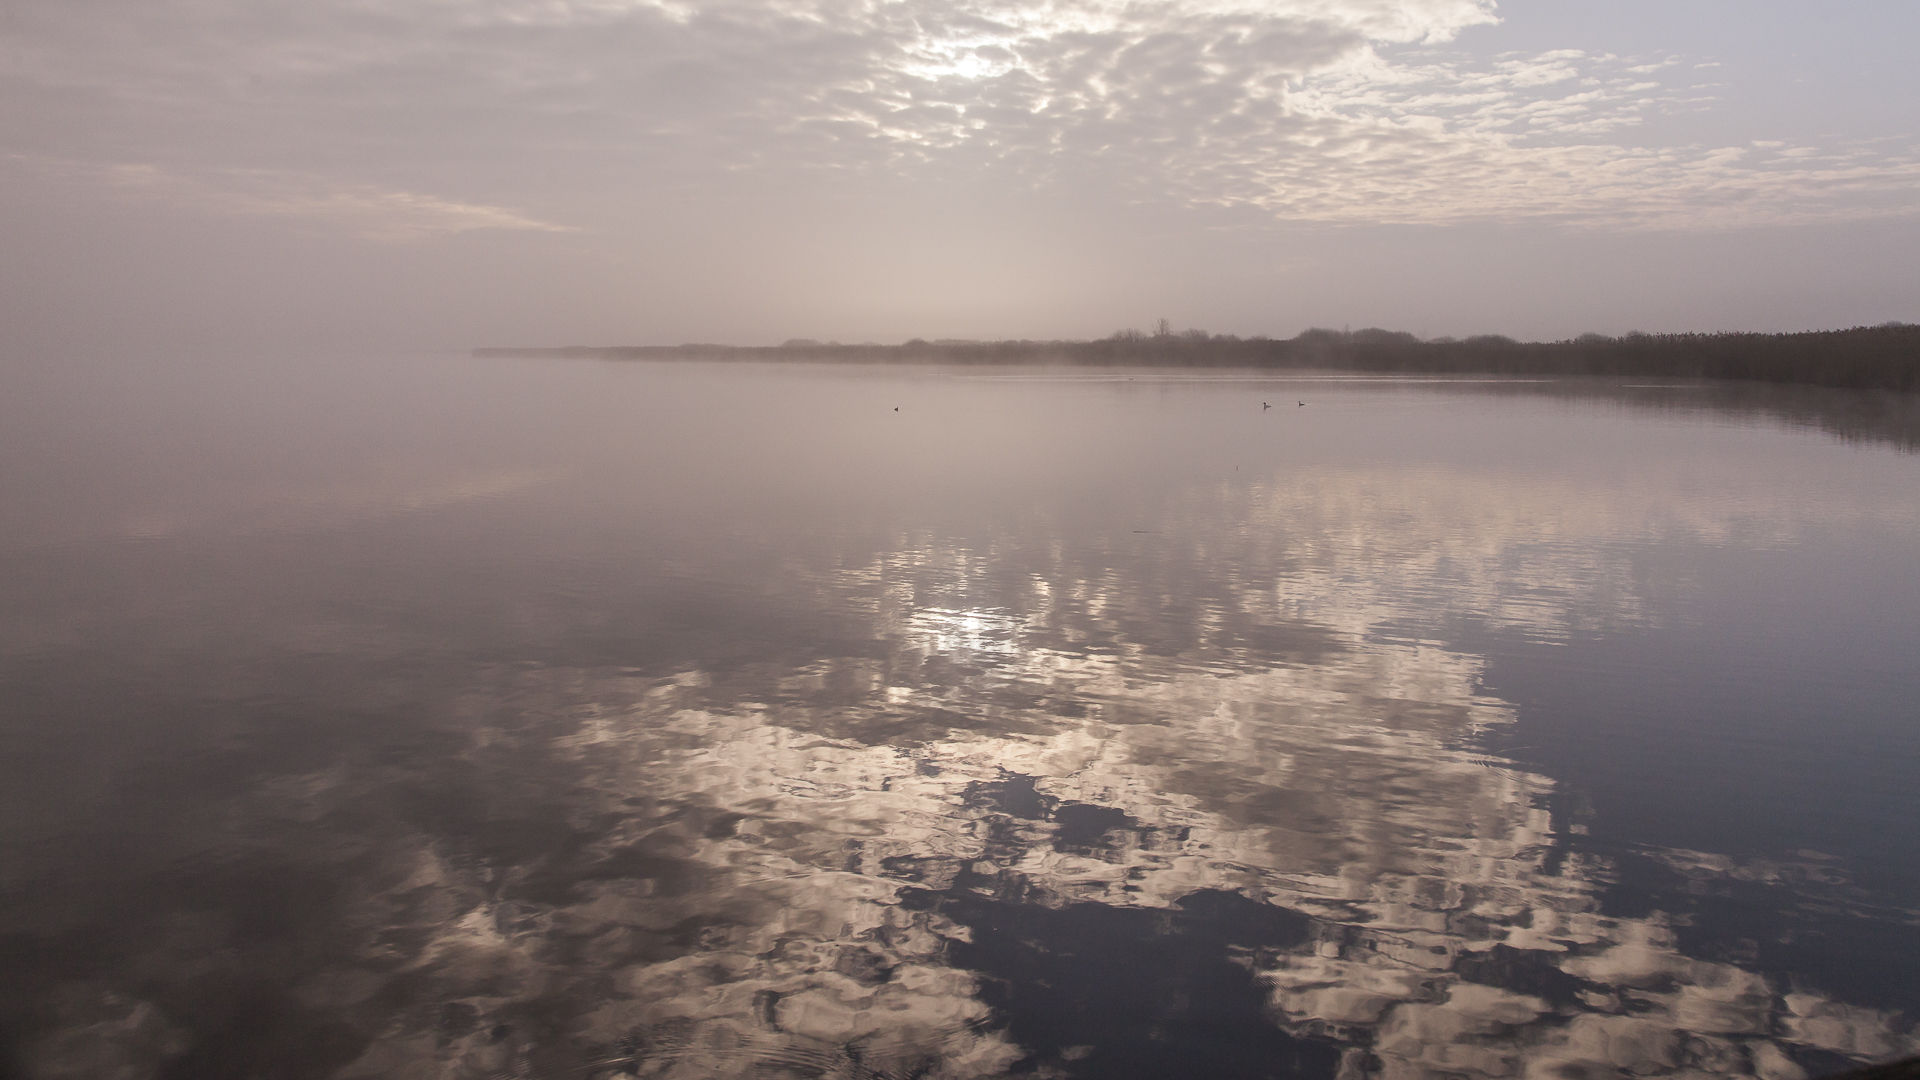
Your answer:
(475, 323), (1920, 393)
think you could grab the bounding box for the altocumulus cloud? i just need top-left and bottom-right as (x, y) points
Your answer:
(4, 0), (1917, 238)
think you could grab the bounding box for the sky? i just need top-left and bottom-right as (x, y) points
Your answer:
(3, 0), (1918, 353)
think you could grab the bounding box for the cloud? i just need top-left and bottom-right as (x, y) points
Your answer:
(3, 0), (1917, 234)
(10, 156), (576, 240)
(106, 166), (580, 240)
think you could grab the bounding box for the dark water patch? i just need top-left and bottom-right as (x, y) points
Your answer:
(877, 854), (963, 889)
(1224, 620), (1351, 670)
(511, 836), (711, 907)
(1453, 945), (1587, 1008)
(154, 988), (366, 1080)
(904, 887), (1331, 1079)
(1594, 851), (1920, 1016)
(1051, 802), (1138, 852)
(963, 772), (1058, 821)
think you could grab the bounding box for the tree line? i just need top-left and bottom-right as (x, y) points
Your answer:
(475, 322), (1920, 392)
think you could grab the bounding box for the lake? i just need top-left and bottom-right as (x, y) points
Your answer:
(3, 355), (1918, 1080)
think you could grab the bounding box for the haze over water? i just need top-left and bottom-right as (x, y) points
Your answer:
(4, 356), (1919, 1079)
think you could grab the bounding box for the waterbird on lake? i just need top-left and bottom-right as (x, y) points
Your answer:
(1263, 402), (1271, 409)
(1298, 400), (1306, 406)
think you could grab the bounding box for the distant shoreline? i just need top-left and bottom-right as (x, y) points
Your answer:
(475, 324), (1920, 393)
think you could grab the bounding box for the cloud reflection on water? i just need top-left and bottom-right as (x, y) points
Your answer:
(9, 373), (1920, 1079)
(266, 566), (1911, 1078)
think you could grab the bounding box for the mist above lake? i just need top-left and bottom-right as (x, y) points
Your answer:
(3, 356), (1917, 1080)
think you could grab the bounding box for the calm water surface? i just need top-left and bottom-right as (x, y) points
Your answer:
(3, 357), (1919, 1080)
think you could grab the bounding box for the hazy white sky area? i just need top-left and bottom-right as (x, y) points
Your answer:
(3, 0), (1918, 352)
